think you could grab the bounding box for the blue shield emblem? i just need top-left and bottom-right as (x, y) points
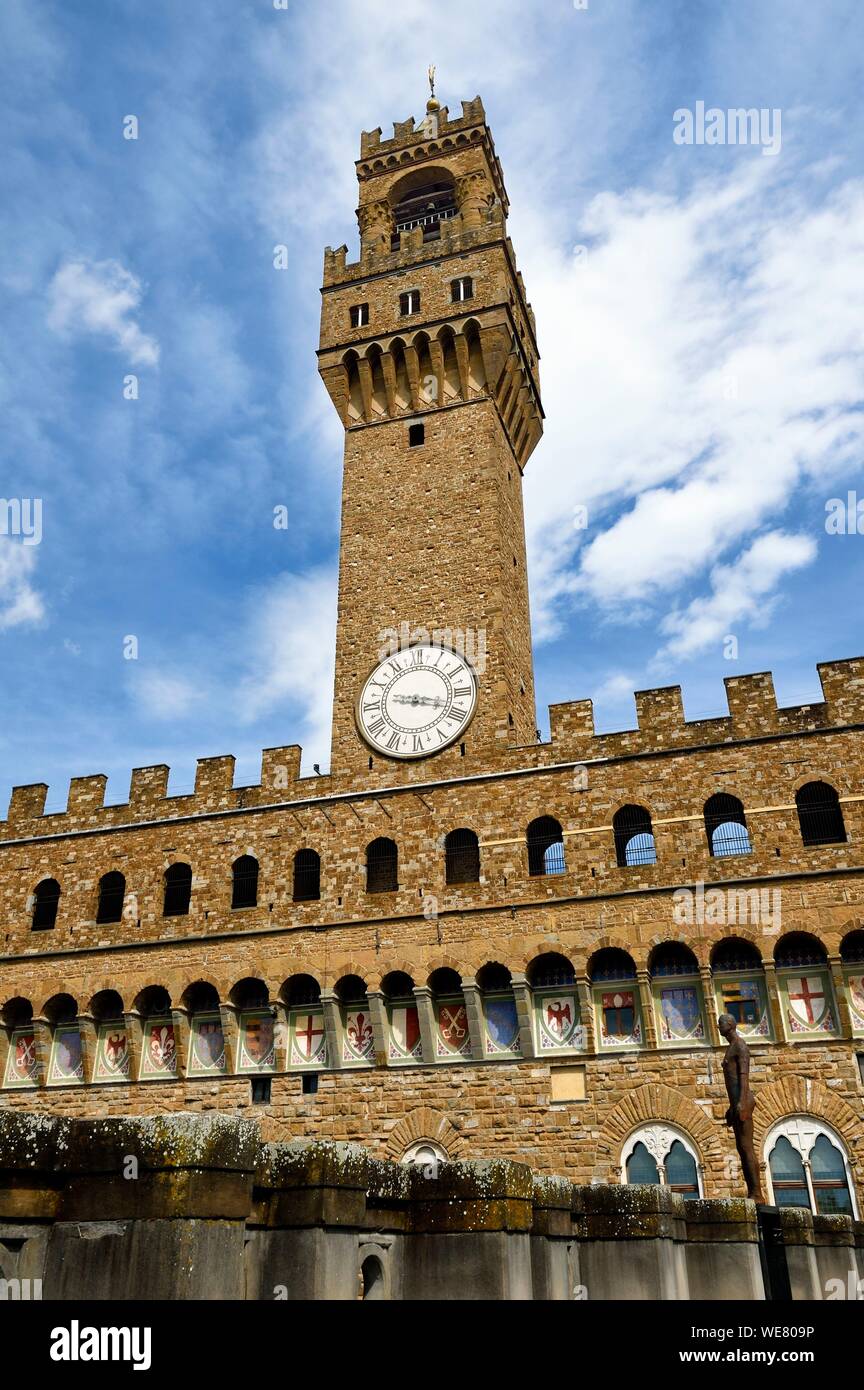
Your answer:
(660, 986), (701, 1039)
(486, 997), (518, 1050)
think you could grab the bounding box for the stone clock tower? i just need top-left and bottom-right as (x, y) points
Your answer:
(318, 91), (543, 776)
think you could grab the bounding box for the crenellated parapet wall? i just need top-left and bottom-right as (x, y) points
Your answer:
(3, 660), (862, 844)
(548, 659), (864, 762)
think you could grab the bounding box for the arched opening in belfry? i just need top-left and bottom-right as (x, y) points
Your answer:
(389, 170), (457, 246)
(367, 344), (387, 417)
(343, 350), (363, 422)
(438, 326), (460, 401)
(414, 334), (435, 405)
(464, 320), (486, 394)
(390, 338), (411, 411)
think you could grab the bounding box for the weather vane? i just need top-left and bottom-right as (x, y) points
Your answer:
(428, 64), (436, 99)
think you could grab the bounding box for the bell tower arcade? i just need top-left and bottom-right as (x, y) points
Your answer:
(318, 91), (543, 777)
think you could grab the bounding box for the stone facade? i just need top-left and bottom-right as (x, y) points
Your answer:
(0, 96), (862, 1228)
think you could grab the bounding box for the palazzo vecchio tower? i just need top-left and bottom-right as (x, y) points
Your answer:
(0, 89), (862, 1237)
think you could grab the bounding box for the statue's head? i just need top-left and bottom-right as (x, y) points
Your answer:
(718, 1012), (737, 1039)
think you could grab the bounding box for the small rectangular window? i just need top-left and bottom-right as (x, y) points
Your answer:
(302, 1072), (319, 1095)
(400, 290), (420, 316)
(550, 1067), (586, 1103)
(251, 1076), (272, 1105)
(451, 276), (473, 302)
(408, 423), (425, 447)
(350, 303), (369, 328)
(858, 1053), (864, 1085)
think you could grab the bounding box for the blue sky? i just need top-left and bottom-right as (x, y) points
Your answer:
(1, 0), (863, 811)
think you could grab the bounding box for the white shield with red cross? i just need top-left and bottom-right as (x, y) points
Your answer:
(290, 1010), (326, 1066)
(787, 975), (827, 1028)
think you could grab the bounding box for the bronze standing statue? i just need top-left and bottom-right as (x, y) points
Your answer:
(718, 1012), (766, 1204)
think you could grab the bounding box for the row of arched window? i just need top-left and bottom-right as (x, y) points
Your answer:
(7, 929), (863, 1053)
(31, 852), (317, 931)
(548, 784), (846, 874)
(25, 781), (850, 931)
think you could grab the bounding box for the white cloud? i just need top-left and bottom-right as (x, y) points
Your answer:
(236, 567), (338, 770)
(133, 671), (201, 720)
(656, 530), (817, 664)
(592, 672), (639, 705)
(521, 168), (864, 648)
(0, 541), (44, 631)
(47, 258), (159, 366)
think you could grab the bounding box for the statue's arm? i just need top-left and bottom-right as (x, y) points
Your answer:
(736, 1043), (755, 1121)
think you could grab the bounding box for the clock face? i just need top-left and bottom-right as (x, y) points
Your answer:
(356, 643), (479, 760)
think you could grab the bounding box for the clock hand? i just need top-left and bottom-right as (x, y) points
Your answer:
(391, 694), (445, 708)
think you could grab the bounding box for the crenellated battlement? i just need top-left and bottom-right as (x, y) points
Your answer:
(321, 201), (509, 288)
(3, 660), (863, 841)
(358, 96), (487, 160)
(1, 744), (319, 837)
(548, 659), (864, 761)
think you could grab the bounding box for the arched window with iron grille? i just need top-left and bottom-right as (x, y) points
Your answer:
(704, 793), (752, 857)
(96, 871), (126, 924)
(367, 838), (398, 894)
(796, 781), (846, 846)
(445, 829), (480, 884)
(613, 805), (657, 867)
(293, 849), (321, 902)
(32, 878), (61, 931)
(232, 855), (259, 909)
(163, 863), (192, 917)
(526, 816), (565, 876)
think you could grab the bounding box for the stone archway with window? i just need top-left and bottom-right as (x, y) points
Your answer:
(594, 1082), (724, 1187)
(754, 1076), (862, 1213)
(763, 1116), (858, 1218)
(621, 1122), (704, 1198)
(383, 1106), (467, 1162)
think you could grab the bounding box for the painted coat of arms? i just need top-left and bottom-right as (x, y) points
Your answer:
(659, 986), (705, 1042)
(600, 991), (642, 1046)
(435, 1000), (471, 1058)
(388, 1004), (422, 1061)
(786, 974), (835, 1034)
(847, 975), (864, 1031)
(238, 1012), (275, 1072)
(140, 1020), (177, 1078)
(94, 1024), (130, 1082)
(537, 993), (581, 1050)
(720, 979), (769, 1037)
(290, 1010), (327, 1066)
(3, 1028), (39, 1088)
(188, 1014), (226, 1075)
(484, 996), (520, 1055)
(342, 1009), (375, 1063)
(47, 1026), (83, 1085)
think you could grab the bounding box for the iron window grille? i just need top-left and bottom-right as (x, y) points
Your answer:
(32, 880), (61, 931)
(796, 783), (847, 846)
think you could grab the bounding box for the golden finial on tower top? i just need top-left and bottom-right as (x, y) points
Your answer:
(427, 64), (440, 112)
